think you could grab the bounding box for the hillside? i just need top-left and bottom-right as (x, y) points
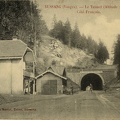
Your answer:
(36, 35), (98, 74)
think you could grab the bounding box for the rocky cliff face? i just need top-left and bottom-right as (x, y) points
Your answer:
(36, 35), (98, 74)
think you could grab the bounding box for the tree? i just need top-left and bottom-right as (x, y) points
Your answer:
(49, 18), (72, 46)
(71, 22), (81, 48)
(49, 20), (64, 42)
(49, 14), (58, 38)
(113, 34), (120, 79)
(62, 19), (72, 46)
(95, 40), (109, 64)
(49, 16), (99, 54)
(0, 0), (48, 51)
(87, 36), (98, 54)
(113, 35), (120, 64)
(80, 34), (88, 50)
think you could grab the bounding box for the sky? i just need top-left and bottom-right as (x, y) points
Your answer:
(37, 0), (120, 57)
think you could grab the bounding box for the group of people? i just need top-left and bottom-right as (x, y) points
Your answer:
(87, 83), (108, 92)
(63, 84), (74, 95)
(64, 82), (108, 94)
(86, 83), (93, 92)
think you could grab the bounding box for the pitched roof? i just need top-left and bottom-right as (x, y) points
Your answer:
(48, 66), (65, 76)
(35, 70), (67, 80)
(0, 40), (27, 59)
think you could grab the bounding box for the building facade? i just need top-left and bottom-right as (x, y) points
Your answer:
(0, 40), (35, 94)
(35, 66), (67, 95)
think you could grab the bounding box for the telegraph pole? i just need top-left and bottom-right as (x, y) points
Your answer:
(30, 0), (37, 57)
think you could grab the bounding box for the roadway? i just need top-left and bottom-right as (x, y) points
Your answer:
(0, 91), (120, 120)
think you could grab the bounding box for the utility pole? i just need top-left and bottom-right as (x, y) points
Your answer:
(30, 0), (37, 57)
(33, 0), (37, 57)
(30, 0), (37, 79)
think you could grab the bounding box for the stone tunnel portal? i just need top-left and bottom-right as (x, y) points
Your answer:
(81, 73), (103, 91)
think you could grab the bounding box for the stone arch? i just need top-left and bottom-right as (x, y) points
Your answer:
(81, 73), (104, 91)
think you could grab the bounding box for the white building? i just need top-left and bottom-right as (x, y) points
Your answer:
(0, 39), (35, 94)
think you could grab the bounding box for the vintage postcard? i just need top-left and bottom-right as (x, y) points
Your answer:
(0, 0), (120, 120)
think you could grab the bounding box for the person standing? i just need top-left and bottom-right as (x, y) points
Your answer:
(104, 83), (107, 92)
(90, 83), (93, 92)
(70, 84), (73, 95)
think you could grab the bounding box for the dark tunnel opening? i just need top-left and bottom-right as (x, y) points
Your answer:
(81, 73), (103, 91)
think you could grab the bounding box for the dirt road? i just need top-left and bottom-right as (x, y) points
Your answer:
(0, 91), (120, 120)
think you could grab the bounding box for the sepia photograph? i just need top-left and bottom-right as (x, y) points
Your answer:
(0, 0), (120, 119)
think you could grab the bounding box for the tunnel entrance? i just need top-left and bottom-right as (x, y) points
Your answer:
(81, 73), (103, 91)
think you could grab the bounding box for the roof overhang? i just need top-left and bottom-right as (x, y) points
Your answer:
(35, 70), (67, 80)
(0, 57), (22, 60)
